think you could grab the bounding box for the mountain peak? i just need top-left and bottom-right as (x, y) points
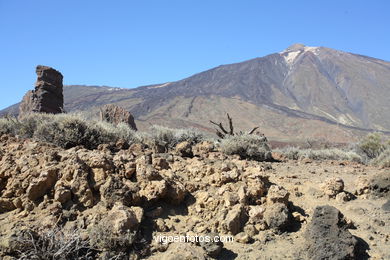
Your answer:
(279, 44), (320, 65)
(286, 43), (306, 51)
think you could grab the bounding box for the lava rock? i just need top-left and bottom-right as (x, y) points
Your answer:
(304, 205), (359, 260)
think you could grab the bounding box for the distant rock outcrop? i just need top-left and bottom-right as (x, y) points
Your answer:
(19, 65), (64, 118)
(100, 104), (137, 130)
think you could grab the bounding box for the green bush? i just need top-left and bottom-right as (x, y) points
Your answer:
(219, 134), (272, 161)
(356, 133), (385, 160)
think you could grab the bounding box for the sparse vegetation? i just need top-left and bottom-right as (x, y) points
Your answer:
(0, 113), (140, 149)
(355, 133), (386, 160)
(219, 133), (272, 161)
(0, 117), (18, 136)
(142, 125), (206, 152)
(210, 113), (260, 138)
(276, 147), (363, 162)
(88, 223), (136, 252)
(275, 132), (390, 166)
(372, 148), (390, 167)
(2, 113), (389, 168)
(7, 228), (94, 260)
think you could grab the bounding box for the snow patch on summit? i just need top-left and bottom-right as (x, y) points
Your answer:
(284, 51), (301, 64)
(280, 45), (319, 65)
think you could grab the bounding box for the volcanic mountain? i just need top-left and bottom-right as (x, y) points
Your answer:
(2, 43), (390, 142)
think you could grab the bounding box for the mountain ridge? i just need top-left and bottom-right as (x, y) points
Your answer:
(2, 44), (390, 142)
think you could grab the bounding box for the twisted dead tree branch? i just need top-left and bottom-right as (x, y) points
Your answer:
(210, 113), (261, 138)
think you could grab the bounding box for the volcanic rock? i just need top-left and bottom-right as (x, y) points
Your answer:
(19, 65), (64, 117)
(99, 104), (137, 130)
(304, 205), (359, 260)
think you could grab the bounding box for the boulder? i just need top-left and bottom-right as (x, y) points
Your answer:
(108, 203), (143, 234)
(224, 204), (247, 235)
(304, 205), (359, 260)
(175, 141), (193, 157)
(26, 169), (58, 201)
(199, 232), (223, 258)
(99, 104), (137, 130)
(321, 177), (344, 197)
(0, 198), (16, 213)
(267, 185), (289, 204)
(355, 172), (389, 198)
(54, 186), (72, 205)
(263, 203), (290, 230)
(248, 205), (266, 224)
(193, 141), (215, 157)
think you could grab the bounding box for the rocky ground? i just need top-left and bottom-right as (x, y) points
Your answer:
(0, 134), (389, 259)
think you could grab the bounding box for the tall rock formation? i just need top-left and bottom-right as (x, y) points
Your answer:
(19, 65), (64, 117)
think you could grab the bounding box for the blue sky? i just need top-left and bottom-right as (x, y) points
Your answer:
(0, 0), (389, 110)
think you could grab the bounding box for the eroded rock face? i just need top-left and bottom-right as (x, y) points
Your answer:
(18, 91), (35, 116)
(99, 104), (137, 130)
(304, 205), (358, 260)
(19, 65), (64, 117)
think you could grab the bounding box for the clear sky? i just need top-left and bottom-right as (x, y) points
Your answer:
(0, 0), (389, 110)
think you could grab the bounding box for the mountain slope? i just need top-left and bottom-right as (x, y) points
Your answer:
(129, 43), (390, 131)
(2, 44), (390, 142)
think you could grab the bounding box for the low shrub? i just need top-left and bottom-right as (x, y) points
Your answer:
(0, 117), (18, 136)
(144, 125), (206, 152)
(219, 134), (272, 161)
(276, 147), (363, 163)
(371, 148), (390, 167)
(33, 115), (105, 149)
(7, 228), (94, 260)
(356, 133), (386, 160)
(87, 223), (136, 252)
(0, 113), (140, 149)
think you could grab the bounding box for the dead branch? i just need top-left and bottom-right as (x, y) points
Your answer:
(210, 120), (229, 135)
(248, 127), (259, 135)
(210, 114), (263, 139)
(227, 113), (234, 135)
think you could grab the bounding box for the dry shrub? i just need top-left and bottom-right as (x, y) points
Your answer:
(219, 134), (272, 161)
(277, 147), (363, 163)
(7, 228), (94, 260)
(356, 133), (386, 160)
(0, 117), (19, 136)
(0, 113), (139, 149)
(142, 125), (206, 152)
(87, 223), (136, 252)
(372, 148), (390, 167)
